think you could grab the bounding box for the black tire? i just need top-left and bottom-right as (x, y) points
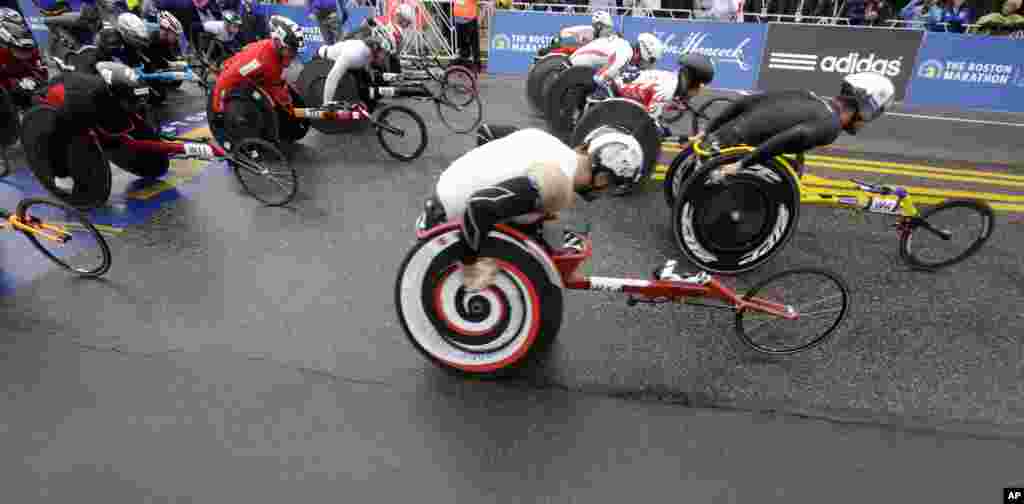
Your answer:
(375, 105), (428, 161)
(443, 66), (478, 104)
(543, 65), (595, 138)
(15, 197), (112, 278)
(672, 153), (801, 275)
(395, 227), (564, 378)
(436, 76), (483, 135)
(735, 268), (849, 356)
(662, 145), (696, 208)
(21, 105), (113, 210)
(221, 85), (280, 147)
(690, 97), (737, 138)
(526, 54), (569, 115)
(0, 87), (19, 149)
(899, 199), (995, 270)
(229, 138), (296, 206)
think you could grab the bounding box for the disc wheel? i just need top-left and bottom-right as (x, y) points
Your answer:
(899, 199), (995, 270)
(525, 55), (569, 116)
(395, 228), (563, 377)
(662, 145), (696, 208)
(15, 197), (112, 277)
(735, 268), (849, 355)
(672, 155), (800, 275)
(375, 105), (428, 161)
(229, 138), (296, 206)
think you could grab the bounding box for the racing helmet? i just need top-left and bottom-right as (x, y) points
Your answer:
(840, 72), (895, 123)
(116, 12), (150, 49)
(635, 33), (664, 67)
(222, 10), (242, 34)
(0, 19), (37, 55)
(592, 10), (613, 35)
(193, 0), (210, 9)
(675, 52), (716, 90)
(96, 26), (125, 55)
(0, 7), (25, 25)
(579, 126), (644, 199)
(96, 61), (150, 112)
(158, 10), (183, 36)
(369, 24), (398, 54)
(395, 4), (416, 29)
(269, 15), (304, 53)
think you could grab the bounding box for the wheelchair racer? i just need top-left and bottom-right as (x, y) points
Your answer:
(572, 32), (663, 88)
(38, 61), (153, 191)
(200, 9), (243, 52)
(421, 127), (644, 291)
(1, 9), (49, 108)
(209, 15), (303, 135)
(536, 10), (614, 59)
(690, 71), (895, 182)
(609, 53), (716, 138)
(318, 24), (397, 108)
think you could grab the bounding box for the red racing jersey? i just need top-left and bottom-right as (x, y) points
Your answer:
(211, 39), (293, 113)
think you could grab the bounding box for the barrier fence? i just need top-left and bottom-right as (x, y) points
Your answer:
(14, 0), (1024, 113)
(487, 9), (1024, 113)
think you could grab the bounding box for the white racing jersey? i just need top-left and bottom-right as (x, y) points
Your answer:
(320, 39), (372, 104)
(616, 68), (678, 121)
(569, 35), (632, 83)
(202, 20), (237, 43)
(436, 128), (579, 223)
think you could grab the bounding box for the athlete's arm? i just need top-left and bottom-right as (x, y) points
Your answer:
(702, 92), (767, 133)
(323, 43), (369, 104)
(594, 39), (632, 83)
(462, 176), (543, 259)
(738, 118), (835, 168)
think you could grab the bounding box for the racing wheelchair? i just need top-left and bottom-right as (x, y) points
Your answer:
(667, 139), (995, 274)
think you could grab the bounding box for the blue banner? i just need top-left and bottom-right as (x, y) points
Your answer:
(16, 0), (51, 53)
(623, 18), (766, 92)
(487, 11), (590, 75)
(905, 32), (1024, 113)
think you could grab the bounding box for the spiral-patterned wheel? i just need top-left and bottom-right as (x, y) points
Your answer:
(395, 229), (563, 377)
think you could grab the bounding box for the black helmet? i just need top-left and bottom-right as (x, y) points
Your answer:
(96, 61), (149, 109)
(678, 53), (715, 89)
(96, 26), (125, 54)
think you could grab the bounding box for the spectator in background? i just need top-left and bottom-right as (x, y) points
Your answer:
(933, 0), (973, 32)
(845, 0), (892, 25)
(970, 0), (1023, 35)
(622, 0), (662, 17)
(708, 0), (744, 21)
(307, 0), (348, 45)
(898, 0), (941, 28)
(454, 0), (480, 71)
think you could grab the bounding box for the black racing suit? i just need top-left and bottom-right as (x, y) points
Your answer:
(703, 90), (843, 170)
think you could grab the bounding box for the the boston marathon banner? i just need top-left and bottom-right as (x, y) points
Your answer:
(623, 18), (765, 91)
(906, 32), (1024, 113)
(487, 11), (590, 74)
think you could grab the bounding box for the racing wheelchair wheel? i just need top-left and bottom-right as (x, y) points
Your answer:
(671, 151), (801, 275)
(297, 59), (368, 134)
(395, 226), (564, 378)
(544, 65), (596, 140)
(21, 105), (113, 210)
(208, 84), (281, 149)
(526, 54), (569, 117)
(0, 87), (18, 178)
(663, 144), (697, 208)
(570, 98), (661, 194)
(229, 138), (297, 206)
(375, 105), (428, 161)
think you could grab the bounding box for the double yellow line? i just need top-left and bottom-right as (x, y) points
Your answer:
(654, 143), (1024, 213)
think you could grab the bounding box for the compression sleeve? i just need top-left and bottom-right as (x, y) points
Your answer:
(462, 176), (543, 257)
(738, 121), (826, 168)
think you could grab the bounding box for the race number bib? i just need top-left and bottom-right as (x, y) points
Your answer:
(868, 197), (900, 214)
(184, 143), (215, 159)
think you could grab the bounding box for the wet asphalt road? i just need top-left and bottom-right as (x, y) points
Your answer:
(1, 73), (1023, 500)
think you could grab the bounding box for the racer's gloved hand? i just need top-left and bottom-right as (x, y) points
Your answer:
(18, 78), (38, 92)
(654, 119), (672, 139)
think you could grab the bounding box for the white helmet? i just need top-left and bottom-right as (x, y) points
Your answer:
(158, 10), (183, 36)
(395, 4), (416, 28)
(370, 24), (398, 54)
(840, 72), (895, 122)
(592, 10), (612, 31)
(635, 33), (663, 66)
(116, 12), (150, 49)
(582, 126), (644, 195)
